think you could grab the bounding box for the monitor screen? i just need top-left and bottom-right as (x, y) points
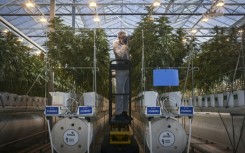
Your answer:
(153, 69), (179, 86)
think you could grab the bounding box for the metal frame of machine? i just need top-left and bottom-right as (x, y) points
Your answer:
(101, 59), (139, 153)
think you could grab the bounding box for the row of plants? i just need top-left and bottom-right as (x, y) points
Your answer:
(129, 7), (191, 96)
(0, 17), (110, 97)
(192, 27), (245, 95)
(46, 17), (110, 97)
(1, 9), (244, 98)
(129, 7), (245, 96)
(0, 31), (45, 96)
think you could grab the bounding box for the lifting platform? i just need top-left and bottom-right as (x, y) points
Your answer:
(101, 60), (139, 153)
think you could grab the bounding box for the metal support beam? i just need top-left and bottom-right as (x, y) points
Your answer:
(50, 0), (56, 19)
(72, 0), (76, 29)
(27, 35), (215, 38)
(0, 13), (244, 16)
(164, 0), (174, 13)
(1, 3), (244, 6)
(0, 16), (46, 52)
(50, 0), (55, 32)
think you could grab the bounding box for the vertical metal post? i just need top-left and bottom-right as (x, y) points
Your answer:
(93, 29), (97, 120)
(46, 1), (56, 146)
(191, 36), (194, 105)
(187, 117), (192, 153)
(49, 0), (55, 33)
(87, 121), (91, 153)
(45, 118), (54, 153)
(240, 32), (245, 101)
(93, 29), (97, 93)
(148, 119), (153, 153)
(141, 29), (145, 93)
(47, 0), (56, 100)
(50, 0), (56, 20)
(72, 0), (76, 29)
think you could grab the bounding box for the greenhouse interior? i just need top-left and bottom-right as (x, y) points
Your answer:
(0, 0), (245, 153)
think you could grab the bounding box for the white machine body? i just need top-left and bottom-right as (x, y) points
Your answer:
(146, 118), (187, 153)
(51, 117), (93, 153)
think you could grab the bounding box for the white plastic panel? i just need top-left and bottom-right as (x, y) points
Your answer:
(195, 96), (202, 107)
(49, 92), (73, 107)
(140, 91), (158, 107)
(214, 93), (223, 107)
(207, 94), (215, 107)
(201, 96), (207, 107)
(233, 90), (245, 107)
(187, 98), (192, 106)
(223, 92), (234, 107)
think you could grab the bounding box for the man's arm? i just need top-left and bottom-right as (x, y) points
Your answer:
(113, 40), (129, 59)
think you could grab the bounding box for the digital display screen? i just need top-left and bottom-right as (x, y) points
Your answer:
(153, 69), (179, 86)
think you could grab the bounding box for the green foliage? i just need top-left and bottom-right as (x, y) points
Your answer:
(129, 14), (189, 95)
(193, 27), (243, 93)
(1, 16), (244, 98)
(46, 17), (110, 97)
(130, 8), (245, 96)
(0, 32), (45, 96)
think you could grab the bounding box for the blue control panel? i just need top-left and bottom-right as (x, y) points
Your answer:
(178, 106), (194, 116)
(145, 106), (161, 116)
(45, 106), (60, 116)
(77, 106), (93, 116)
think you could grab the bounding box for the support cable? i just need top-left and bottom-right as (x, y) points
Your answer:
(226, 31), (243, 108)
(226, 47), (240, 108)
(234, 116), (245, 153)
(218, 113), (234, 151)
(26, 66), (46, 95)
(182, 37), (194, 102)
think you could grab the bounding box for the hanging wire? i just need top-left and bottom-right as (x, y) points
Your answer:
(234, 116), (245, 153)
(232, 31), (245, 153)
(226, 47), (240, 108)
(226, 30), (243, 108)
(182, 36), (195, 103)
(26, 66), (46, 95)
(218, 113), (234, 151)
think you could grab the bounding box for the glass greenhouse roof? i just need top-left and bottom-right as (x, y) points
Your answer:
(0, 0), (245, 56)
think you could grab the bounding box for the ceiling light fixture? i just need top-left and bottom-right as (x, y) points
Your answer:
(191, 29), (197, 34)
(94, 15), (100, 22)
(201, 16), (209, 22)
(35, 50), (41, 55)
(216, 0), (224, 7)
(25, 1), (35, 8)
(17, 37), (23, 42)
(89, 1), (97, 7)
(39, 17), (47, 22)
(2, 29), (9, 33)
(29, 44), (33, 48)
(153, 0), (161, 7)
(182, 38), (187, 43)
(238, 29), (244, 33)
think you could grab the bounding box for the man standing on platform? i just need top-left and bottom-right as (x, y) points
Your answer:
(113, 31), (130, 121)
